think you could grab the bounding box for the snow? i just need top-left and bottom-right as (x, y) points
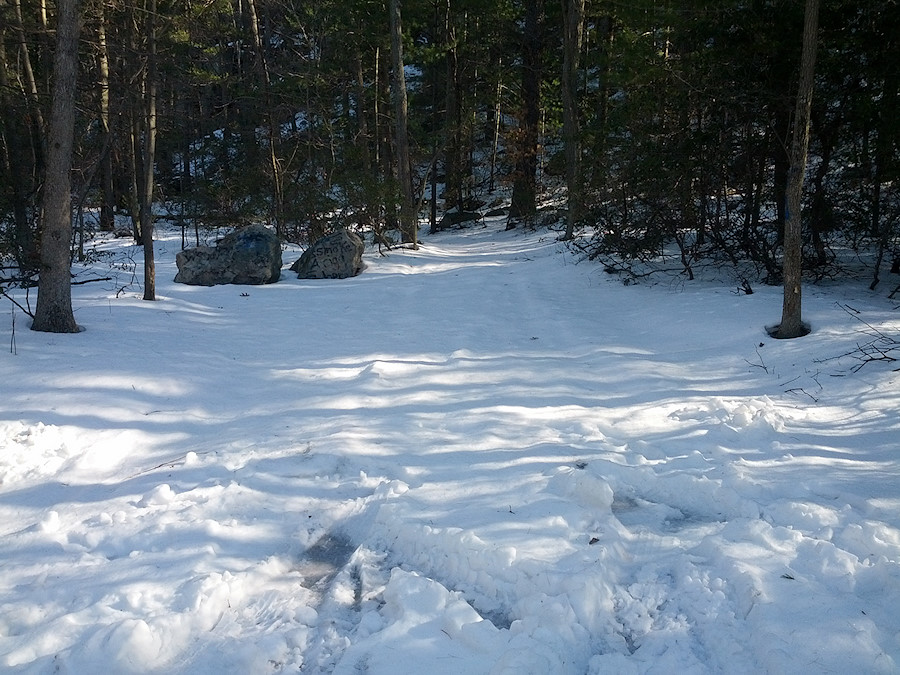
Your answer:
(1, 220), (899, 674)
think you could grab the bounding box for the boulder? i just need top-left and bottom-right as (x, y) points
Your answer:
(291, 230), (364, 279)
(433, 210), (483, 233)
(174, 224), (282, 286)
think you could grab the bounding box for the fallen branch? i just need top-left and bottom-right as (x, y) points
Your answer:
(72, 276), (113, 286)
(815, 303), (900, 372)
(785, 387), (818, 402)
(745, 347), (770, 374)
(10, 302), (16, 354)
(0, 288), (34, 318)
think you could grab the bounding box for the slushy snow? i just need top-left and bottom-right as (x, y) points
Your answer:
(1, 221), (899, 673)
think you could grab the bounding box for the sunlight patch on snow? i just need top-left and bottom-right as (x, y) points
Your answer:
(50, 372), (189, 398)
(376, 259), (509, 276)
(0, 422), (72, 487)
(2, 224), (899, 673)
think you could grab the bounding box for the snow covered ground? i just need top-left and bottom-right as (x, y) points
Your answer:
(1, 220), (899, 674)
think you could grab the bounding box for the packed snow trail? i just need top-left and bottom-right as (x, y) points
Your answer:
(1, 222), (899, 673)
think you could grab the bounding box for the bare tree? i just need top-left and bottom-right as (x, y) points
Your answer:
(561, 0), (585, 241)
(773, 0), (819, 339)
(127, 0), (158, 301)
(97, 6), (115, 232)
(2, 0), (46, 269)
(390, 0), (417, 247)
(32, 0), (81, 333)
(509, 0), (543, 222)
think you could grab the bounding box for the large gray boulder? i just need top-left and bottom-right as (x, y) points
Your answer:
(291, 230), (364, 279)
(175, 224), (282, 286)
(434, 210), (482, 232)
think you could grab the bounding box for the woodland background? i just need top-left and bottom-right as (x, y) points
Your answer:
(1, 0), (898, 290)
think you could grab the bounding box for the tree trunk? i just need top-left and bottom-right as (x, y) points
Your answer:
(809, 112), (837, 270)
(488, 58), (502, 194)
(390, 0), (417, 246)
(32, 0), (81, 333)
(244, 0), (284, 235)
(509, 0), (543, 222)
(775, 0), (819, 339)
(561, 0), (585, 241)
(868, 62), (897, 290)
(11, 0), (46, 146)
(5, 0), (46, 269)
(354, 52), (373, 176)
(0, 35), (39, 271)
(772, 105), (790, 243)
(444, 1), (462, 211)
(128, 107), (142, 240)
(140, 0), (158, 301)
(98, 11), (115, 232)
(376, 45), (398, 232)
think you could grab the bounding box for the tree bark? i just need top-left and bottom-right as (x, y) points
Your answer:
(868, 60), (897, 290)
(775, 0), (819, 339)
(244, 0), (284, 235)
(390, 0), (417, 246)
(488, 58), (502, 194)
(32, 0), (81, 333)
(0, 34), (39, 270)
(5, 0), (46, 269)
(97, 10), (115, 232)
(140, 0), (158, 301)
(10, 0), (46, 144)
(561, 0), (585, 240)
(509, 0), (543, 222)
(444, 0), (462, 211)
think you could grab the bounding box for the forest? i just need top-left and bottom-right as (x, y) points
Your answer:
(1, 0), (898, 308)
(3, 3), (900, 670)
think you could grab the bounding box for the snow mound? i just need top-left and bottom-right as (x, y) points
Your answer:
(0, 423), (75, 487)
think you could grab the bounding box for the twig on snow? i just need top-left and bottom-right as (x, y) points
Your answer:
(815, 303), (900, 372)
